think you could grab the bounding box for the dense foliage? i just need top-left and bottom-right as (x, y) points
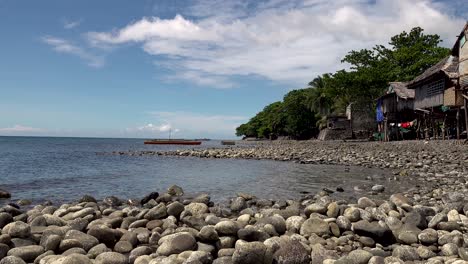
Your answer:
(236, 27), (450, 139)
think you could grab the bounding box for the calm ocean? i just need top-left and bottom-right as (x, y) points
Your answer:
(0, 136), (392, 205)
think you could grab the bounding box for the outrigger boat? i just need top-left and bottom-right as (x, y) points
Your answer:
(144, 139), (202, 145)
(144, 129), (202, 145)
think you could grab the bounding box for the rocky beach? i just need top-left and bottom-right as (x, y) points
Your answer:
(1, 140), (468, 264)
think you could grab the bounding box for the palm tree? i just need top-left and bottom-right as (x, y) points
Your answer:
(307, 76), (333, 116)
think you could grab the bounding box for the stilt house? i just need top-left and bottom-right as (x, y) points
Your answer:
(452, 22), (468, 138)
(376, 82), (415, 140)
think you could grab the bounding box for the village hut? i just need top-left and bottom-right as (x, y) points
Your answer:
(376, 82), (415, 141)
(406, 55), (460, 139)
(451, 22), (468, 139)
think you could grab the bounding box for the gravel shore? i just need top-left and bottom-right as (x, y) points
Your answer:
(1, 140), (468, 264)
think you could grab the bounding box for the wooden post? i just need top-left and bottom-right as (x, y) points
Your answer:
(425, 114), (429, 140)
(457, 108), (460, 140)
(465, 92), (468, 139)
(442, 114), (446, 140)
(384, 119), (388, 142)
(416, 116), (421, 140)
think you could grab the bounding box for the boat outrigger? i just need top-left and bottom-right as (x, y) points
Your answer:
(144, 128), (202, 145)
(144, 139), (202, 145)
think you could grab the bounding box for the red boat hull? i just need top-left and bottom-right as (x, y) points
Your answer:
(144, 140), (202, 145)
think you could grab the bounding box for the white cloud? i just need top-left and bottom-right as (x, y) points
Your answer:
(166, 71), (235, 89)
(137, 123), (174, 132)
(42, 36), (104, 67)
(87, 0), (466, 87)
(63, 19), (82, 29)
(153, 111), (246, 137)
(130, 111), (247, 138)
(0, 125), (43, 133)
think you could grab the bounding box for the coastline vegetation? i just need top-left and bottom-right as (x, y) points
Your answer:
(235, 27), (450, 139)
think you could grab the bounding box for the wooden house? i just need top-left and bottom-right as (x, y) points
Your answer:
(407, 55), (459, 110)
(377, 82), (414, 121)
(453, 22), (468, 90)
(451, 22), (468, 139)
(406, 55), (460, 139)
(376, 82), (415, 141)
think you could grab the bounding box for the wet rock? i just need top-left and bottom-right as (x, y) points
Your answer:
(140, 192), (159, 205)
(0, 243), (9, 259)
(258, 215), (286, 234)
(458, 247), (468, 261)
(0, 213), (13, 229)
(441, 243), (458, 256)
(286, 216), (305, 233)
(418, 228), (438, 244)
(167, 201), (185, 217)
(144, 203), (167, 220)
(272, 238), (310, 264)
(390, 193), (411, 207)
(199, 225), (219, 242)
(52, 253), (93, 264)
(59, 239), (83, 252)
(156, 232), (196, 256)
(352, 220), (393, 243)
(230, 197), (247, 212)
(95, 252), (127, 264)
(87, 225), (118, 248)
(215, 221), (240, 236)
(64, 230), (99, 251)
(114, 240), (133, 253)
(79, 195), (97, 203)
(237, 228), (266, 242)
(357, 197), (376, 208)
(129, 246), (152, 264)
(87, 243), (111, 259)
(232, 241), (272, 264)
(310, 243), (338, 264)
(335, 249), (373, 264)
(336, 216), (351, 231)
(193, 193), (211, 204)
(392, 245), (420, 261)
(185, 250), (213, 264)
(371, 185), (385, 193)
(167, 185), (184, 196)
(103, 196), (122, 207)
(305, 204), (327, 216)
(0, 190), (11, 199)
(428, 213), (447, 229)
(403, 211), (427, 229)
(185, 203), (209, 217)
(2, 222), (30, 238)
(0, 256), (27, 264)
(300, 218), (329, 237)
(7, 245), (44, 262)
(343, 207), (360, 222)
(416, 245), (436, 260)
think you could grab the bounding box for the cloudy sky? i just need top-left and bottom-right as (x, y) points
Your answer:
(0, 0), (466, 138)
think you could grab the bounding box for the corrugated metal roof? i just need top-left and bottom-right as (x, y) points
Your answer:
(407, 55), (459, 87)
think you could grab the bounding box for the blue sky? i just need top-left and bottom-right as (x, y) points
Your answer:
(0, 0), (466, 139)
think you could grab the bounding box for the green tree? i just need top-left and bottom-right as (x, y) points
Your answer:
(236, 27), (451, 139)
(282, 89), (318, 139)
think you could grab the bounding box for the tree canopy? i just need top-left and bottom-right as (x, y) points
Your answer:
(236, 27), (450, 139)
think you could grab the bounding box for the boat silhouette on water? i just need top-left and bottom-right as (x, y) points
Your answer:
(144, 139), (202, 145)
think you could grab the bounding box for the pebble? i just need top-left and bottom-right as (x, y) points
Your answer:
(0, 140), (466, 263)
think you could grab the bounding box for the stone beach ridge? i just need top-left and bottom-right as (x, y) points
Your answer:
(1, 140), (468, 264)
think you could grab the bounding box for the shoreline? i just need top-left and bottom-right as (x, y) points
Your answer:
(1, 140), (468, 263)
